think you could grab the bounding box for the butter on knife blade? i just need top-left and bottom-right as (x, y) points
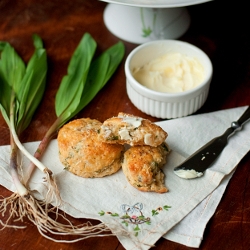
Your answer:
(174, 106), (250, 179)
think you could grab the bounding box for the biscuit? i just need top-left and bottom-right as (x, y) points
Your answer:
(99, 112), (167, 147)
(122, 143), (170, 193)
(57, 118), (124, 178)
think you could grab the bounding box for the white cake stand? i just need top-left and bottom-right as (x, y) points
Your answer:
(100, 0), (212, 44)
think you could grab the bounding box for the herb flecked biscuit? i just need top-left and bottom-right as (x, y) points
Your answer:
(99, 112), (167, 147)
(57, 118), (125, 178)
(122, 143), (170, 193)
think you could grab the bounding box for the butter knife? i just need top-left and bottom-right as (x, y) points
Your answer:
(174, 106), (250, 179)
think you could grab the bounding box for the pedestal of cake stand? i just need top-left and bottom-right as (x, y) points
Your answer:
(103, 3), (191, 44)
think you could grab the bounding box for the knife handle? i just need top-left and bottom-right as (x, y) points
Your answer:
(231, 106), (250, 132)
(236, 106), (250, 126)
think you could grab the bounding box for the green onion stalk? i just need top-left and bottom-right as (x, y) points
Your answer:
(0, 35), (60, 201)
(0, 35), (62, 229)
(0, 34), (49, 192)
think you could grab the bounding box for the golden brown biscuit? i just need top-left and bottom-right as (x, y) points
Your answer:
(57, 118), (125, 178)
(122, 143), (170, 193)
(99, 112), (167, 147)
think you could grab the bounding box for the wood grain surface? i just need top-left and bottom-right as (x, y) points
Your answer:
(0, 1), (249, 249)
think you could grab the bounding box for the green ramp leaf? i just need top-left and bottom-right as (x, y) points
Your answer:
(55, 33), (97, 123)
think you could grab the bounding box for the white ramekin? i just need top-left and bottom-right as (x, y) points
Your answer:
(125, 40), (213, 119)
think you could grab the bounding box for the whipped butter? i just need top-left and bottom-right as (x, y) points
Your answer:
(174, 169), (203, 179)
(132, 53), (205, 93)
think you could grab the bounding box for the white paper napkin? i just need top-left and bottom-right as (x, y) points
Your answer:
(0, 106), (249, 249)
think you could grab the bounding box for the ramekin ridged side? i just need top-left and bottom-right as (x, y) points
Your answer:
(126, 80), (210, 119)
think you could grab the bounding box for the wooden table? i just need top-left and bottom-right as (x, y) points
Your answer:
(0, 1), (249, 249)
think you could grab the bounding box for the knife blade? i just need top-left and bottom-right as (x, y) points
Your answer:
(174, 106), (250, 179)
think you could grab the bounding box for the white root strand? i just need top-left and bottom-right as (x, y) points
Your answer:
(0, 193), (118, 242)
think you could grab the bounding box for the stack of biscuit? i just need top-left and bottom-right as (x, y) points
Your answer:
(57, 113), (170, 193)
